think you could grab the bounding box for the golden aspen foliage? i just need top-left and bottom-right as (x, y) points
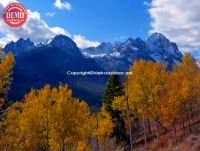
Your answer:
(18, 88), (51, 150)
(166, 54), (200, 127)
(159, 69), (182, 128)
(0, 102), (22, 150)
(127, 60), (167, 144)
(1, 84), (93, 151)
(50, 84), (92, 151)
(0, 49), (15, 110)
(127, 60), (167, 120)
(112, 95), (128, 114)
(76, 141), (92, 151)
(92, 105), (114, 146)
(0, 53), (200, 151)
(113, 60), (168, 147)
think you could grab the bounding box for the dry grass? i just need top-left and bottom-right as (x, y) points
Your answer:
(136, 122), (200, 151)
(160, 123), (199, 151)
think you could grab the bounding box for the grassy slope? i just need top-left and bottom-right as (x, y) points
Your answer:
(146, 122), (200, 151)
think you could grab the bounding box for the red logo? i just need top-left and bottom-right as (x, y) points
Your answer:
(2, 3), (28, 28)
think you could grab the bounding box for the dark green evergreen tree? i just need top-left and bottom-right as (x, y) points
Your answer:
(103, 74), (127, 144)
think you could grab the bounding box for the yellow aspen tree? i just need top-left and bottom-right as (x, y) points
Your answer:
(158, 54), (200, 140)
(1, 84), (93, 151)
(158, 73), (181, 141)
(92, 105), (114, 151)
(0, 49), (15, 150)
(127, 60), (151, 150)
(179, 54), (200, 131)
(18, 88), (50, 150)
(0, 49), (15, 111)
(0, 102), (22, 150)
(169, 54), (200, 134)
(37, 85), (53, 150)
(145, 62), (167, 140)
(124, 60), (166, 149)
(50, 84), (92, 151)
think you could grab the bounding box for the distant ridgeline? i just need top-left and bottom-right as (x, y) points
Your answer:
(3, 33), (183, 106)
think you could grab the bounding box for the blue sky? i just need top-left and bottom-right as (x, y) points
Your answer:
(20, 0), (151, 42)
(0, 0), (200, 58)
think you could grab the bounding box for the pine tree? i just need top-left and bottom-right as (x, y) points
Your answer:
(103, 75), (127, 144)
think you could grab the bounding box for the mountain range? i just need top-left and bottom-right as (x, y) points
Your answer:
(82, 33), (182, 71)
(2, 33), (183, 106)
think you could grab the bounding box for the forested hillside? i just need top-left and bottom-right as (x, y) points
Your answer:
(0, 49), (199, 151)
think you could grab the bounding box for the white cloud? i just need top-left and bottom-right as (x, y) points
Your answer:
(0, 0), (70, 46)
(0, 0), (17, 7)
(54, 0), (72, 11)
(0, 0), (99, 49)
(45, 12), (55, 17)
(148, 0), (200, 53)
(73, 35), (100, 49)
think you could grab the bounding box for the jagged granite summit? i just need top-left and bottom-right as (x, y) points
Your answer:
(83, 33), (183, 71)
(146, 33), (182, 64)
(48, 35), (82, 57)
(3, 38), (36, 56)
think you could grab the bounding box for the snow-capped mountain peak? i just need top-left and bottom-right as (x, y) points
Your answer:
(83, 33), (183, 71)
(81, 42), (114, 56)
(146, 32), (182, 62)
